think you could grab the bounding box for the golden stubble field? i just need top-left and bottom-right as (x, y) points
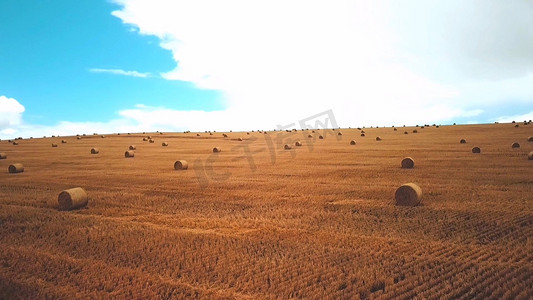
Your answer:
(1, 123), (532, 299)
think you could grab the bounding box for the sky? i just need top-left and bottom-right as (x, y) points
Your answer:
(1, 0), (533, 139)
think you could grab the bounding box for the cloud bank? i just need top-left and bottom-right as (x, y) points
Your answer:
(90, 68), (151, 78)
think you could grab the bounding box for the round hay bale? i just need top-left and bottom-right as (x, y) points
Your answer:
(223, 133), (228, 138)
(295, 141), (302, 146)
(58, 187), (88, 211)
(511, 142), (520, 149)
(0, 152), (7, 159)
(77, 136), (81, 140)
(197, 134), (200, 136)
(143, 137), (148, 141)
(82, 134), (86, 136)
(350, 140), (356, 145)
(528, 151), (533, 160)
(361, 133), (365, 137)
(515, 124), (519, 128)
(210, 132), (213, 135)
(149, 139), (155, 143)
(125, 150), (134, 158)
(247, 132), (250, 135)
(162, 142), (169, 146)
(413, 130), (418, 133)
(319, 135), (324, 139)
(52, 143), (58, 147)
(337, 132), (342, 136)
(147, 136), (152, 139)
(308, 134), (313, 138)
(401, 157), (415, 168)
(61, 140), (67, 144)
(284, 144), (292, 150)
(361, 130), (365, 133)
(12, 141), (19, 145)
(213, 147), (221, 153)
(395, 183), (422, 206)
(394, 128), (397, 131)
(174, 160), (188, 170)
(528, 136), (533, 142)
(472, 146), (481, 154)
(90, 148), (99, 154)
(129, 145), (136, 150)
(238, 137), (243, 141)
(460, 139), (466, 144)
(8, 163), (24, 173)
(404, 131), (408, 134)
(101, 135), (105, 138)
(376, 136), (382, 141)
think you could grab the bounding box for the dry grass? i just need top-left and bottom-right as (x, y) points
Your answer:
(0, 124), (532, 299)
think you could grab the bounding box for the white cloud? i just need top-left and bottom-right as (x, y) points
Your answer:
(108, 0), (533, 129)
(89, 68), (150, 78)
(495, 111), (533, 123)
(0, 96), (25, 134)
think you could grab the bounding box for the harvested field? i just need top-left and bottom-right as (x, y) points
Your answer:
(0, 123), (532, 299)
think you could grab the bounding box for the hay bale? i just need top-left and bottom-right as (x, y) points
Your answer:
(12, 141), (19, 145)
(319, 135), (324, 139)
(149, 139), (155, 143)
(393, 128), (397, 131)
(528, 136), (533, 142)
(350, 140), (356, 145)
(101, 135), (105, 138)
(308, 134), (313, 138)
(213, 147), (221, 153)
(361, 133), (365, 137)
(337, 132), (342, 136)
(61, 140), (67, 143)
(210, 132), (213, 135)
(8, 163), (24, 173)
(174, 160), (188, 170)
(223, 133), (228, 138)
(404, 131), (408, 134)
(247, 132), (250, 135)
(238, 137), (243, 141)
(376, 136), (382, 141)
(528, 151), (533, 160)
(460, 139), (466, 144)
(129, 145), (136, 150)
(284, 144), (292, 150)
(147, 136), (152, 139)
(125, 150), (134, 158)
(413, 130), (418, 133)
(401, 157), (415, 168)
(162, 142), (169, 146)
(197, 134), (200, 136)
(511, 142), (520, 149)
(77, 136), (81, 140)
(515, 124), (519, 128)
(90, 148), (99, 154)
(0, 152), (7, 159)
(57, 187), (88, 211)
(143, 137), (148, 141)
(295, 141), (302, 146)
(52, 143), (58, 147)
(395, 183), (422, 206)
(472, 146), (481, 154)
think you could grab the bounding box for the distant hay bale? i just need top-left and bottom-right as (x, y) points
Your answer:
(361, 130), (365, 133)
(162, 142), (169, 146)
(174, 160), (188, 170)
(472, 146), (481, 154)
(401, 157), (415, 169)
(149, 139), (155, 143)
(308, 134), (313, 138)
(213, 147), (221, 153)
(319, 135), (324, 139)
(223, 133), (228, 138)
(413, 130), (418, 133)
(350, 140), (356, 145)
(361, 133), (365, 137)
(143, 137), (148, 141)
(460, 139), (467, 144)
(77, 136), (81, 140)
(404, 131), (408, 134)
(528, 136), (533, 142)
(393, 128), (397, 131)
(90, 148), (99, 154)
(210, 132), (213, 135)
(82, 134), (86, 136)
(61, 140), (67, 143)
(511, 142), (520, 149)
(238, 137), (243, 141)
(125, 150), (134, 158)
(376, 136), (382, 141)
(247, 132), (250, 135)
(395, 183), (422, 206)
(57, 187), (88, 211)
(197, 134), (200, 136)
(284, 144), (292, 150)
(337, 132), (342, 136)
(12, 141), (19, 145)
(8, 163), (24, 173)
(312, 130), (316, 133)
(52, 143), (58, 147)
(101, 135), (105, 138)
(0, 152), (7, 159)
(129, 145), (136, 150)
(528, 151), (533, 160)
(515, 124), (519, 128)
(295, 141), (302, 146)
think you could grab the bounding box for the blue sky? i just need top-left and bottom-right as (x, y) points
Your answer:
(1, 0), (532, 138)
